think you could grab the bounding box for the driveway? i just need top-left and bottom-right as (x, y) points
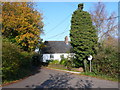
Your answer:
(2, 67), (119, 89)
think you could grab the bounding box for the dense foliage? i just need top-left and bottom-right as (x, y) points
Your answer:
(92, 38), (119, 79)
(2, 38), (35, 83)
(60, 55), (74, 70)
(2, 2), (43, 52)
(70, 4), (98, 69)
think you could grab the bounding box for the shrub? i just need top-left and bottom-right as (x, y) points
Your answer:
(59, 58), (67, 65)
(2, 39), (21, 80)
(49, 60), (59, 64)
(60, 56), (74, 70)
(31, 53), (41, 66)
(2, 38), (33, 83)
(92, 45), (119, 79)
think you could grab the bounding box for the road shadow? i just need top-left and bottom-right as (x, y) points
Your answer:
(30, 65), (41, 76)
(33, 73), (94, 89)
(30, 62), (49, 76)
(35, 73), (73, 88)
(75, 79), (93, 88)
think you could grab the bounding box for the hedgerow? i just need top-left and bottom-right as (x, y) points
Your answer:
(2, 38), (33, 83)
(92, 45), (119, 79)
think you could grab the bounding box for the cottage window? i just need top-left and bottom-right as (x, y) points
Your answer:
(50, 54), (54, 58)
(60, 55), (64, 59)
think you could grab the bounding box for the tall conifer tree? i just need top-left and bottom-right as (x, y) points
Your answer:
(70, 3), (98, 70)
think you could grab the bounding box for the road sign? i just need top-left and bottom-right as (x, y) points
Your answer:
(88, 55), (92, 72)
(88, 55), (92, 61)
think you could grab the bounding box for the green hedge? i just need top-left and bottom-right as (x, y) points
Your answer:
(92, 45), (119, 79)
(2, 39), (33, 83)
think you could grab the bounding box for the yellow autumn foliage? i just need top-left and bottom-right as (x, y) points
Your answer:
(2, 2), (44, 51)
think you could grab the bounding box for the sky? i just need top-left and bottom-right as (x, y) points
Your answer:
(34, 2), (118, 41)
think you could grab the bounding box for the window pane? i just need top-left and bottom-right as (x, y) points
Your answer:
(50, 54), (54, 58)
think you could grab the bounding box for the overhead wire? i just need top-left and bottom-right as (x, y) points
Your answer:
(45, 11), (119, 40)
(46, 23), (70, 40)
(45, 14), (72, 34)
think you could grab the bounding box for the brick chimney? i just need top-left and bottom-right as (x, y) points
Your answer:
(65, 36), (68, 45)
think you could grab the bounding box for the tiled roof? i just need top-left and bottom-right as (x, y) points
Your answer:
(42, 41), (73, 54)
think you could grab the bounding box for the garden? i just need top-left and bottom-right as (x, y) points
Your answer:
(46, 43), (119, 82)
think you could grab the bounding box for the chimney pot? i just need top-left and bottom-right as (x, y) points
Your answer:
(65, 36), (68, 45)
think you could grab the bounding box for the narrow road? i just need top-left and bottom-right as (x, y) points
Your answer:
(2, 67), (119, 89)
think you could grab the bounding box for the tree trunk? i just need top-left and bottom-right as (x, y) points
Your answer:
(83, 59), (87, 72)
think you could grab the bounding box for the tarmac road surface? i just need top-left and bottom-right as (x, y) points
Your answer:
(2, 67), (120, 89)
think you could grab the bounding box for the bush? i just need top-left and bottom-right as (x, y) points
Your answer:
(32, 53), (41, 66)
(59, 58), (67, 65)
(92, 45), (119, 79)
(60, 56), (74, 70)
(2, 38), (33, 83)
(49, 60), (59, 64)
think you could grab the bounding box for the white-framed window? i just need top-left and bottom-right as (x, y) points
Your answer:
(60, 54), (64, 59)
(50, 54), (54, 59)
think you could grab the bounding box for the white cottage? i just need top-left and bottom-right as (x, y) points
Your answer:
(42, 36), (74, 62)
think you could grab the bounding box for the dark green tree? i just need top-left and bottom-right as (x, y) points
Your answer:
(70, 3), (98, 71)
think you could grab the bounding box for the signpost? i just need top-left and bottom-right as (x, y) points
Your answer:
(88, 55), (92, 72)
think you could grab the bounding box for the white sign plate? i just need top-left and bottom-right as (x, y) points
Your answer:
(88, 55), (92, 61)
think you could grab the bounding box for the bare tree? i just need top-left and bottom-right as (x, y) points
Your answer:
(89, 2), (118, 41)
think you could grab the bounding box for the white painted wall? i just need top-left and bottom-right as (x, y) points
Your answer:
(42, 53), (74, 62)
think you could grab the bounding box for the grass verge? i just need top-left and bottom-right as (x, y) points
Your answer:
(80, 72), (119, 82)
(47, 64), (119, 82)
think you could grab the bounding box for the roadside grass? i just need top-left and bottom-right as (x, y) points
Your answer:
(47, 64), (119, 82)
(80, 72), (118, 82)
(48, 64), (69, 71)
(48, 64), (80, 72)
